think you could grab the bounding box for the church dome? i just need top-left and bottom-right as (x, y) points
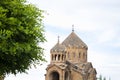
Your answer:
(51, 42), (65, 52)
(62, 31), (88, 49)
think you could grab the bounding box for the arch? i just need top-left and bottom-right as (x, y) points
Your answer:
(49, 71), (59, 80)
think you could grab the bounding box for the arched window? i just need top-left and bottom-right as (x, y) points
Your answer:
(62, 54), (64, 61)
(55, 54), (57, 61)
(58, 54), (60, 61)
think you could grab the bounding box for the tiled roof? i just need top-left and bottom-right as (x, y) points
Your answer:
(51, 31), (88, 51)
(62, 32), (88, 48)
(51, 42), (65, 52)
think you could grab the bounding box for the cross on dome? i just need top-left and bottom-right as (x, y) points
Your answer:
(58, 36), (60, 43)
(72, 24), (74, 32)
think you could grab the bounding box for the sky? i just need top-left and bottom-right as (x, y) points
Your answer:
(5, 0), (120, 80)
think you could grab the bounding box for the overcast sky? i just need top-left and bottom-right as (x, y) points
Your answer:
(5, 0), (120, 80)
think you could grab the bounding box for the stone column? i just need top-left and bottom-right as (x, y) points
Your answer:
(51, 54), (52, 62)
(53, 54), (55, 61)
(62, 70), (65, 80)
(56, 54), (58, 61)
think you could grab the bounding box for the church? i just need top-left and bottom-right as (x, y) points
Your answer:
(45, 28), (97, 80)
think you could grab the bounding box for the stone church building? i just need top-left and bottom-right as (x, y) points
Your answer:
(45, 29), (97, 80)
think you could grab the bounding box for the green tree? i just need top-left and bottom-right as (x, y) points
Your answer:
(103, 77), (106, 80)
(0, 0), (46, 76)
(99, 75), (102, 80)
(109, 77), (111, 80)
(98, 75), (108, 80)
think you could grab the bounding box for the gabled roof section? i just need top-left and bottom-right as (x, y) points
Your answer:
(62, 31), (88, 49)
(46, 63), (67, 70)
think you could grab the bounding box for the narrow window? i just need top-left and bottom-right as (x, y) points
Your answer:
(79, 52), (81, 58)
(68, 53), (69, 59)
(73, 52), (75, 58)
(62, 54), (64, 61)
(55, 54), (57, 61)
(83, 53), (85, 59)
(52, 54), (53, 60)
(58, 54), (60, 61)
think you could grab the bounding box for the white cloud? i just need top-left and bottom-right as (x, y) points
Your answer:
(112, 42), (120, 47)
(40, 0), (120, 32)
(97, 27), (116, 43)
(88, 48), (120, 80)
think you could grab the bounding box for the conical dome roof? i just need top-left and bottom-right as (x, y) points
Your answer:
(62, 31), (88, 49)
(51, 42), (65, 52)
(51, 36), (65, 52)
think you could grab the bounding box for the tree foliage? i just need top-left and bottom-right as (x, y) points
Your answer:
(98, 75), (108, 80)
(0, 0), (46, 75)
(99, 75), (102, 80)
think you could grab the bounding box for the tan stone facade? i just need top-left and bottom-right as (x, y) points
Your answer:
(45, 31), (97, 80)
